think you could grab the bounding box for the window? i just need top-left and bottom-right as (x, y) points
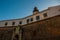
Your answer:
(5, 22), (8, 26)
(12, 22), (15, 25)
(19, 21), (22, 24)
(30, 18), (33, 21)
(36, 16), (40, 20)
(13, 35), (19, 40)
(27, 19), (29, 23)
(43, 13), (47, 17)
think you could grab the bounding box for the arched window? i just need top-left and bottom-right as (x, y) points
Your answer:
(5, 22), (8, 26)
(36, 16), (40, 20)
(27, 19), (29, 23)
(19, 21), (22, 24)
(43, 13), (47, 17)
(12, 22), (15, 25)
(13, 35), (19, 40)
(30, 18), (33, 22)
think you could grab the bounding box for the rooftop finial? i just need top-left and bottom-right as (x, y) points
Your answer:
(33, 7), (39, 15)
(33, 7), (39, 12)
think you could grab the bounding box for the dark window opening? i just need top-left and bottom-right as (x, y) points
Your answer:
(36, 16), (40, 20)
(27, 19), (29, 23)
(19, 21), (22, 24)
(12, 22), (15, 25)
(5, 22), (8, 26)
(13, 35), (19, 40)
(30, 18), (33, 21)
(43, 13), (47, 17)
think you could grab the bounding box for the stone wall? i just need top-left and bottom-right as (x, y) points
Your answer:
(0, 27), (15, 40)
(0, 15), (60, 40)
(0, 30), (13, 40)
(22, 15), (60, 40)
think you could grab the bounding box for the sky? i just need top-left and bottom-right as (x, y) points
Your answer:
(0, 0), (60, 20)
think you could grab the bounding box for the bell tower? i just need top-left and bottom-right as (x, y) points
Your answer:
(33, 7), (39, 15)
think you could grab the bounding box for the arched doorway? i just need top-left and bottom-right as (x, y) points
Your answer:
(13, 35), (19, 40)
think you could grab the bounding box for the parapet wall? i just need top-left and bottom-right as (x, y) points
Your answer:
(22, 15), (60, 40)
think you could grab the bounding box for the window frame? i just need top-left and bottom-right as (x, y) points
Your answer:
(12, 22), (15, 25)
(36, 16), (40, 20)
(5, 22), (8, 26)
(43, 13), (47, 17)
(19, 21), (22, 24)
(30, 18), (33, 22)
(27, 19), (29, 23)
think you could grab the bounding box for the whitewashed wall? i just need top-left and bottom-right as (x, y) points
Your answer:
(0, 5), (60, 27)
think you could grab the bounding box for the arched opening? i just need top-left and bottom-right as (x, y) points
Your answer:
(13, 35), (19, 40)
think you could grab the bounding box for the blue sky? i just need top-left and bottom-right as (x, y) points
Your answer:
(0, 0), (60, 20)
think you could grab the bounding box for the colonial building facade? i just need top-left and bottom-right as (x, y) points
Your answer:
(0, 5), (60, 27)
(0, 5), (60, 40)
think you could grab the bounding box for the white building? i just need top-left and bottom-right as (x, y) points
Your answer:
(0, 5), (60, 27)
